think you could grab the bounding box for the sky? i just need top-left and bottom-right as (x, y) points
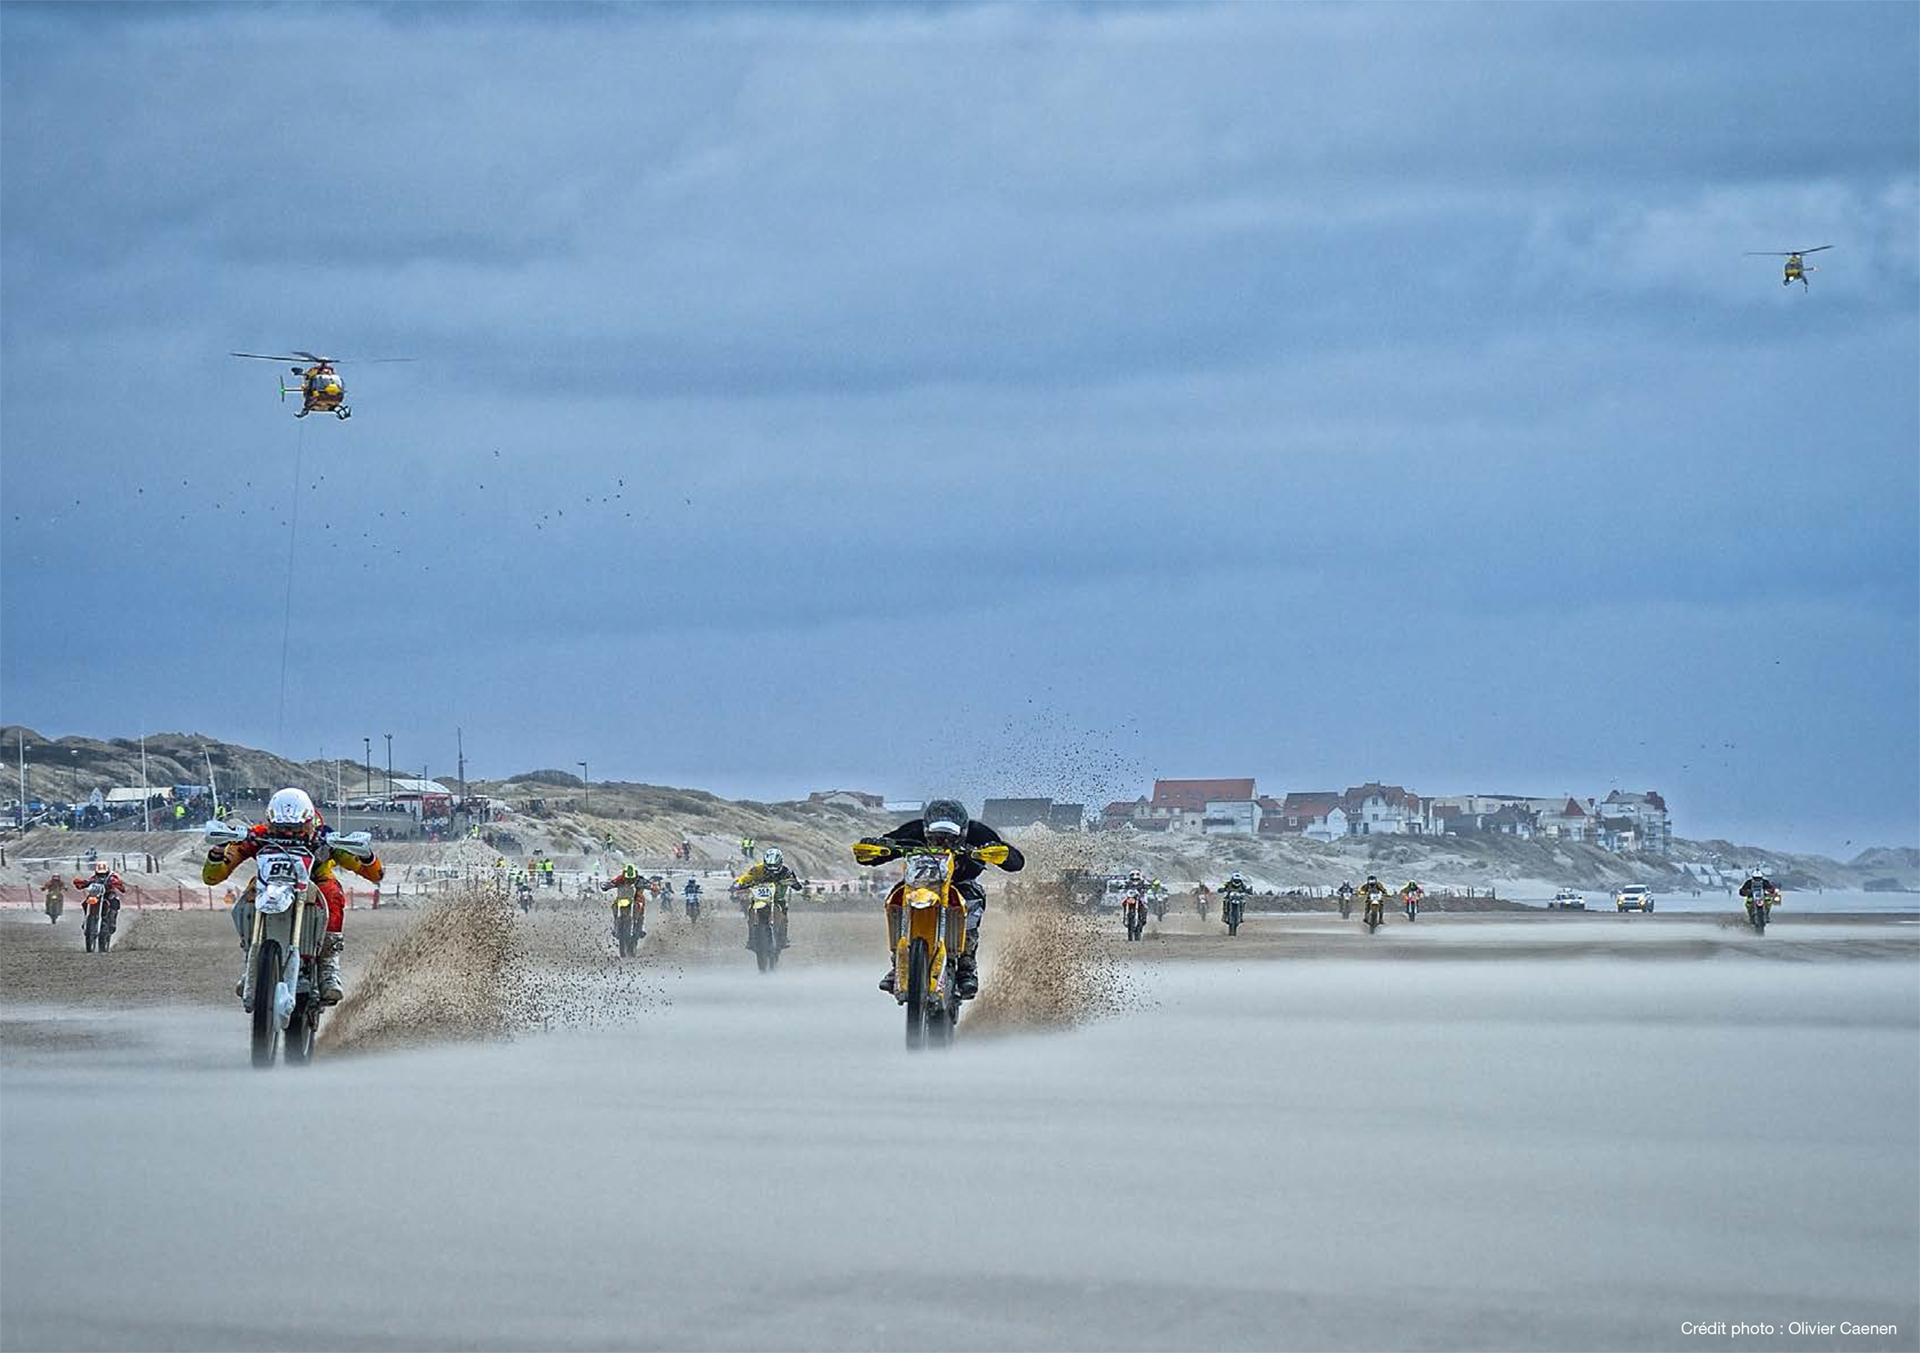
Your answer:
(2, 2), (1915, 855)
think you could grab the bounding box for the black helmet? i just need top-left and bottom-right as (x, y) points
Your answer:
(923, 799), (969, 848)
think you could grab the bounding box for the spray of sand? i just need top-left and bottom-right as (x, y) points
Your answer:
(320, 887), (671, 1056)
(964, 828), (1138, 1036)
(321, 886), (523, 1055)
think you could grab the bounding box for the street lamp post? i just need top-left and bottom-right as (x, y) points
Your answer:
(384, 733), (393, 804)
(363, 737), (372, 799)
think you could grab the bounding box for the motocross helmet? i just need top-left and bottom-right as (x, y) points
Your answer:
(1365, 874), (1380, 885)
(922, 799), (969, 848)
(1128, 870), (1145, 883)
(91, 860), (110, 876)
(266, 787), (317, 834)
(763, 848), (784, 868)
(1229, 871), (1245, 885)
(621, 864), (638, 880)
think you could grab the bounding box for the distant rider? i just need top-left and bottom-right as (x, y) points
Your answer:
(71, 861), (125, 943)
(1355, 874), (1391, 919)
(203, 788), (384, 1004)
(1217, 871), (1252, 925)
(1400, 879), (1425, 915)
(856, 799), (1024, 1000)
(683, 876), (702, 919)
(1738, 868), (1781, 923)
(733, 848), (803, 950)
(599, 864), (651, 936)
(43, 873), (66, 924)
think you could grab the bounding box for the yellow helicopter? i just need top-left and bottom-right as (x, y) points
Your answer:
(230, 350), (413, 419)
(1744, 245), (1831, 290)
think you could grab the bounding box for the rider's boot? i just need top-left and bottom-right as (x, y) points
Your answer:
(956, 926), (981, 1000)
(235, 944), (250, 999)
(318, 933), (345, 1005)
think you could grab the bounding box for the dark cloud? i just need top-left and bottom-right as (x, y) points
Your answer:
(2, 2), (1914, 851)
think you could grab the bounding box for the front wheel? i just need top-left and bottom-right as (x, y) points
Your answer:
(250, 939), (284, 1069)
(83, 908), (98, 952)
(904, 938), (931, 1051)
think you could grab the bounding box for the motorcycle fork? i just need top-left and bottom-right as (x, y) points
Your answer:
(243, 907), (266, 1006)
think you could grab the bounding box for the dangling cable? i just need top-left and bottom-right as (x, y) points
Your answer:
(276, 418), (306, 748)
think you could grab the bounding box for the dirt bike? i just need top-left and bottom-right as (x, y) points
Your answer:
(1150, 890), (1168, 923)
(1746, 892), (1775, 933)
(1338, 890), (1353, 920)
(1363, 894), (1383, 933)
(747, 884), (782, 972)
(44, 890), (63, 924)
(1403, 892), (1422, 922)
(81, 883), (117, 953)
(208, 822), (372, 1069)
(685, 891), (702, 923)
(517, 882), (535, 914)
(855, 841), (1007, 1052)
(612, 895), (645, 957)
(1222, 892), (1245, 936)
(1122, 893), (1148, 942)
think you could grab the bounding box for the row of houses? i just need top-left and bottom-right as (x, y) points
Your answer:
(1095, 780), (1672, 854)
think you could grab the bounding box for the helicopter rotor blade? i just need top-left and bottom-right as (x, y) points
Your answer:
(1798, 245), (1834, 254)
(291, 350), (329, 363)
(231, 352), (305, 362)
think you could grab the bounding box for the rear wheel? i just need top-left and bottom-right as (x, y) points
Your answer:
(753, 917), (772, 971)
(904, 938), (930, 1051)
(250, 939), (283, 1069)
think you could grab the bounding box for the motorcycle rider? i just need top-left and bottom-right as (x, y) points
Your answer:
(599, 863), (651, 937)
(683, 875), (702, 919)
(733, 847), (802, 950)
(42, 873), (65, 924)
(203, 788), (384, 1005)
(1400, 879), (1426, 915)
(71, 860), (125, 946)
(857, 798), (1024, 1000)
(1738, 867), (1781, 923)
(1218, 871), (1253, 921)
(1355, 873), (1391, 920)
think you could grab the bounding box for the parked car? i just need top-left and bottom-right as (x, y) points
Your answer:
(1549, 889), (1586, 910)
(1615, 885), (1654, 913)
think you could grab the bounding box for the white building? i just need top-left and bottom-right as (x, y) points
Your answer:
(1305, 807), (1350, 843)
(1202, 799), (1262, 835)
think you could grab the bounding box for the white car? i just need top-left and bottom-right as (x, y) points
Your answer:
(1615, 885), (1654, 913)
(1549, 889), (1586, 910)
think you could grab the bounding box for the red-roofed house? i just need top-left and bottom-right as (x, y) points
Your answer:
(1539, 797), (1593, 843)
(1599, 791), (1671, 854)
(1147, 778), (1256, 833)
(1342, 783), (1429, 835)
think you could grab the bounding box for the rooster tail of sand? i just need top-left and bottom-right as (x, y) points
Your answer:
(965, 841), (1137, 1036)
(321, 887), (522, 1056)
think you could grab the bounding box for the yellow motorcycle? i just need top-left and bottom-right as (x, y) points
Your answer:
(747, 883), (782, 972)
(853, 840), (1008, 1050)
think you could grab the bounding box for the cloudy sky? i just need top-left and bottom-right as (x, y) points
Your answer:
(2, 3), (1915, 853)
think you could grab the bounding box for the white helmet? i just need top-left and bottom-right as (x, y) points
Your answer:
(266, 787), (317, 833)
(763, 847), (783, 868)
